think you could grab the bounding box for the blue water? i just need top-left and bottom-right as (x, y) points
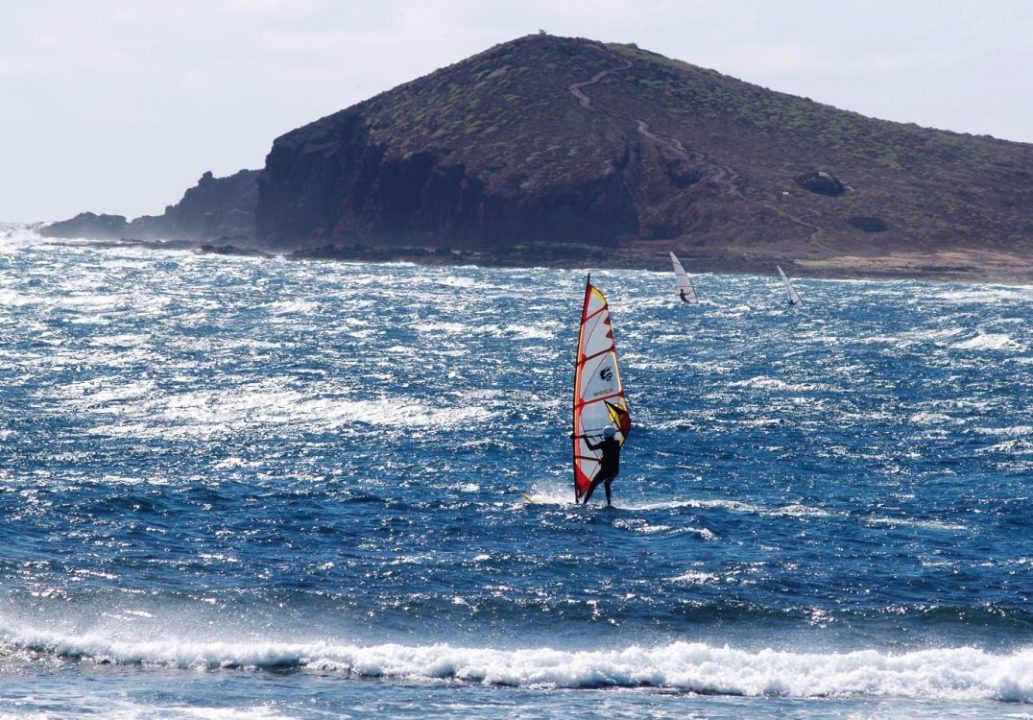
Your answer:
(2, 225), (1032, 719)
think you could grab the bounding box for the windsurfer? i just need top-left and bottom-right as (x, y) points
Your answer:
(579, 426), (620, 506)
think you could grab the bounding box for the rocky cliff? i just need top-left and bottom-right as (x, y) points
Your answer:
(42, 169), (258, 244)
(252, 33), (1033, 276)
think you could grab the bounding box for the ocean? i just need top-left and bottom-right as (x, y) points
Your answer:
(2, 223), (1032, 719)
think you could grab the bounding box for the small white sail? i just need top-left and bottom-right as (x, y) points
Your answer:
(669, 252), (698, 304)
(776, 266), (802, 306)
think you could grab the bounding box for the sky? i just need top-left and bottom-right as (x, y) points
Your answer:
(3, 0), (1033, 222)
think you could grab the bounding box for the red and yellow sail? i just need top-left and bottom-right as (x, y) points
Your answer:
(572, 277), (631, 502)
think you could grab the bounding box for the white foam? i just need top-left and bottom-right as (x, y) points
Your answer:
(866, 515), (967, 532)
(0, 698), (292, 720)
(165, 707), (290, 720)
(84, 384), (493, 439)
(419, 321), (469, 334)
(669, 571), (721, 584)
(909, 412), (954, 426)
(951, 333), (1023, 351)
(631, 498), (760, 514)
(491, 322), (562, 341)
(613, 518), (675, 534)
(4, 626), (1033, 701)
(520, 485), (574, 505)
(265, 299), (319, 315)
(773, 504), (833, 518)
(934, 287), (1033, 304)
(56, 292), (123, 312)
(974, 425), (1033, 438)
(0, 222), (46, 251)
(729, 376), (791, 390)
(978, 439), (1033, 456)
(90, 333), (151, 348)
(0, 289), (39, 306)
(429, 275), (480, 289)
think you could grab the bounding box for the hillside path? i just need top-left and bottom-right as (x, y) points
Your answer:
(568, 48), (828, 245)
(567, 58), (633, 109)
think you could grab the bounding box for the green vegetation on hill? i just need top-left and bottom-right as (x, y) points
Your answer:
(258, 33), (1033, 270)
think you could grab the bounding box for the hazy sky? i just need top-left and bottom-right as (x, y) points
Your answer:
(3, 0), (1032, 222)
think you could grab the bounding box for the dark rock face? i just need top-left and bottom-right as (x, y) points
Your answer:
(134, 170), (258, 242)
(256, 109), (639, 251)
(42, 170), (258, 243)
(200, 243), (272, 258)
(41, 212), (129, 240)
(847, 216), (888, 232)
(795, 171), (846, 197)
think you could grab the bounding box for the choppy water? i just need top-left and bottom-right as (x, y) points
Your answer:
(2, 223), (1033, 719)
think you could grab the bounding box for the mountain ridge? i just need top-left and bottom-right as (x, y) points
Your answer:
(42, 34), (1033, 281)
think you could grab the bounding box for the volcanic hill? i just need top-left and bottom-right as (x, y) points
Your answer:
(45, 34), (1033, 280)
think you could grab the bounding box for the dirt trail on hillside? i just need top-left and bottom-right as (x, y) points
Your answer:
(568, 48), (830, 246)
(633, 120), (707, 167)
(567, 58), (633, 109)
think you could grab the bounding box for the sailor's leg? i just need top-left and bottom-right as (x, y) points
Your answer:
(604, 477), (613, 506)
(582, 477), (603, 504)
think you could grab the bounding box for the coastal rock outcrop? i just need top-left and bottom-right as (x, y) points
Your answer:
(42, 212), (129, 240)
(42, 170), (258, 243)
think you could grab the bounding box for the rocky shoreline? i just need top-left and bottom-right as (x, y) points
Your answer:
(31, 233), (1033, 285)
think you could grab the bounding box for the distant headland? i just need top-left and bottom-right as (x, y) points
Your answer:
(40, 34), (1033, 283)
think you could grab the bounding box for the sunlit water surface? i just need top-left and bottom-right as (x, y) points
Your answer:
(2, 225), (1032, 719)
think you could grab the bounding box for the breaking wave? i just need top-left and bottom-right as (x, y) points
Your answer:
(4, 627), (1032, 702)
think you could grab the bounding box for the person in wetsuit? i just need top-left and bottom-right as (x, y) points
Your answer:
(580, 426), (620, 507)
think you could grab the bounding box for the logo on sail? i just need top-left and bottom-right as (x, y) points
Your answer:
(599, 367), (613, 381)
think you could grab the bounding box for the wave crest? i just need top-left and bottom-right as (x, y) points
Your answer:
(5, 627), (1033, 701)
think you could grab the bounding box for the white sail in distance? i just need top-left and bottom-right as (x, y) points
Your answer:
(669, 252), (698, 304)
(777, 265), (802, 306)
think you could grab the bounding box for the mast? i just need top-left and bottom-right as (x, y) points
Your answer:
(572, 274), (590, 503)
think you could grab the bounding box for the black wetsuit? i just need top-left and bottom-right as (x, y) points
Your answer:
(582, 436), (620, 506)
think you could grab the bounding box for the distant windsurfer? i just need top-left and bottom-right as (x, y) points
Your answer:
(679, 289), (692, 304)
(577, 426), (620, 507)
